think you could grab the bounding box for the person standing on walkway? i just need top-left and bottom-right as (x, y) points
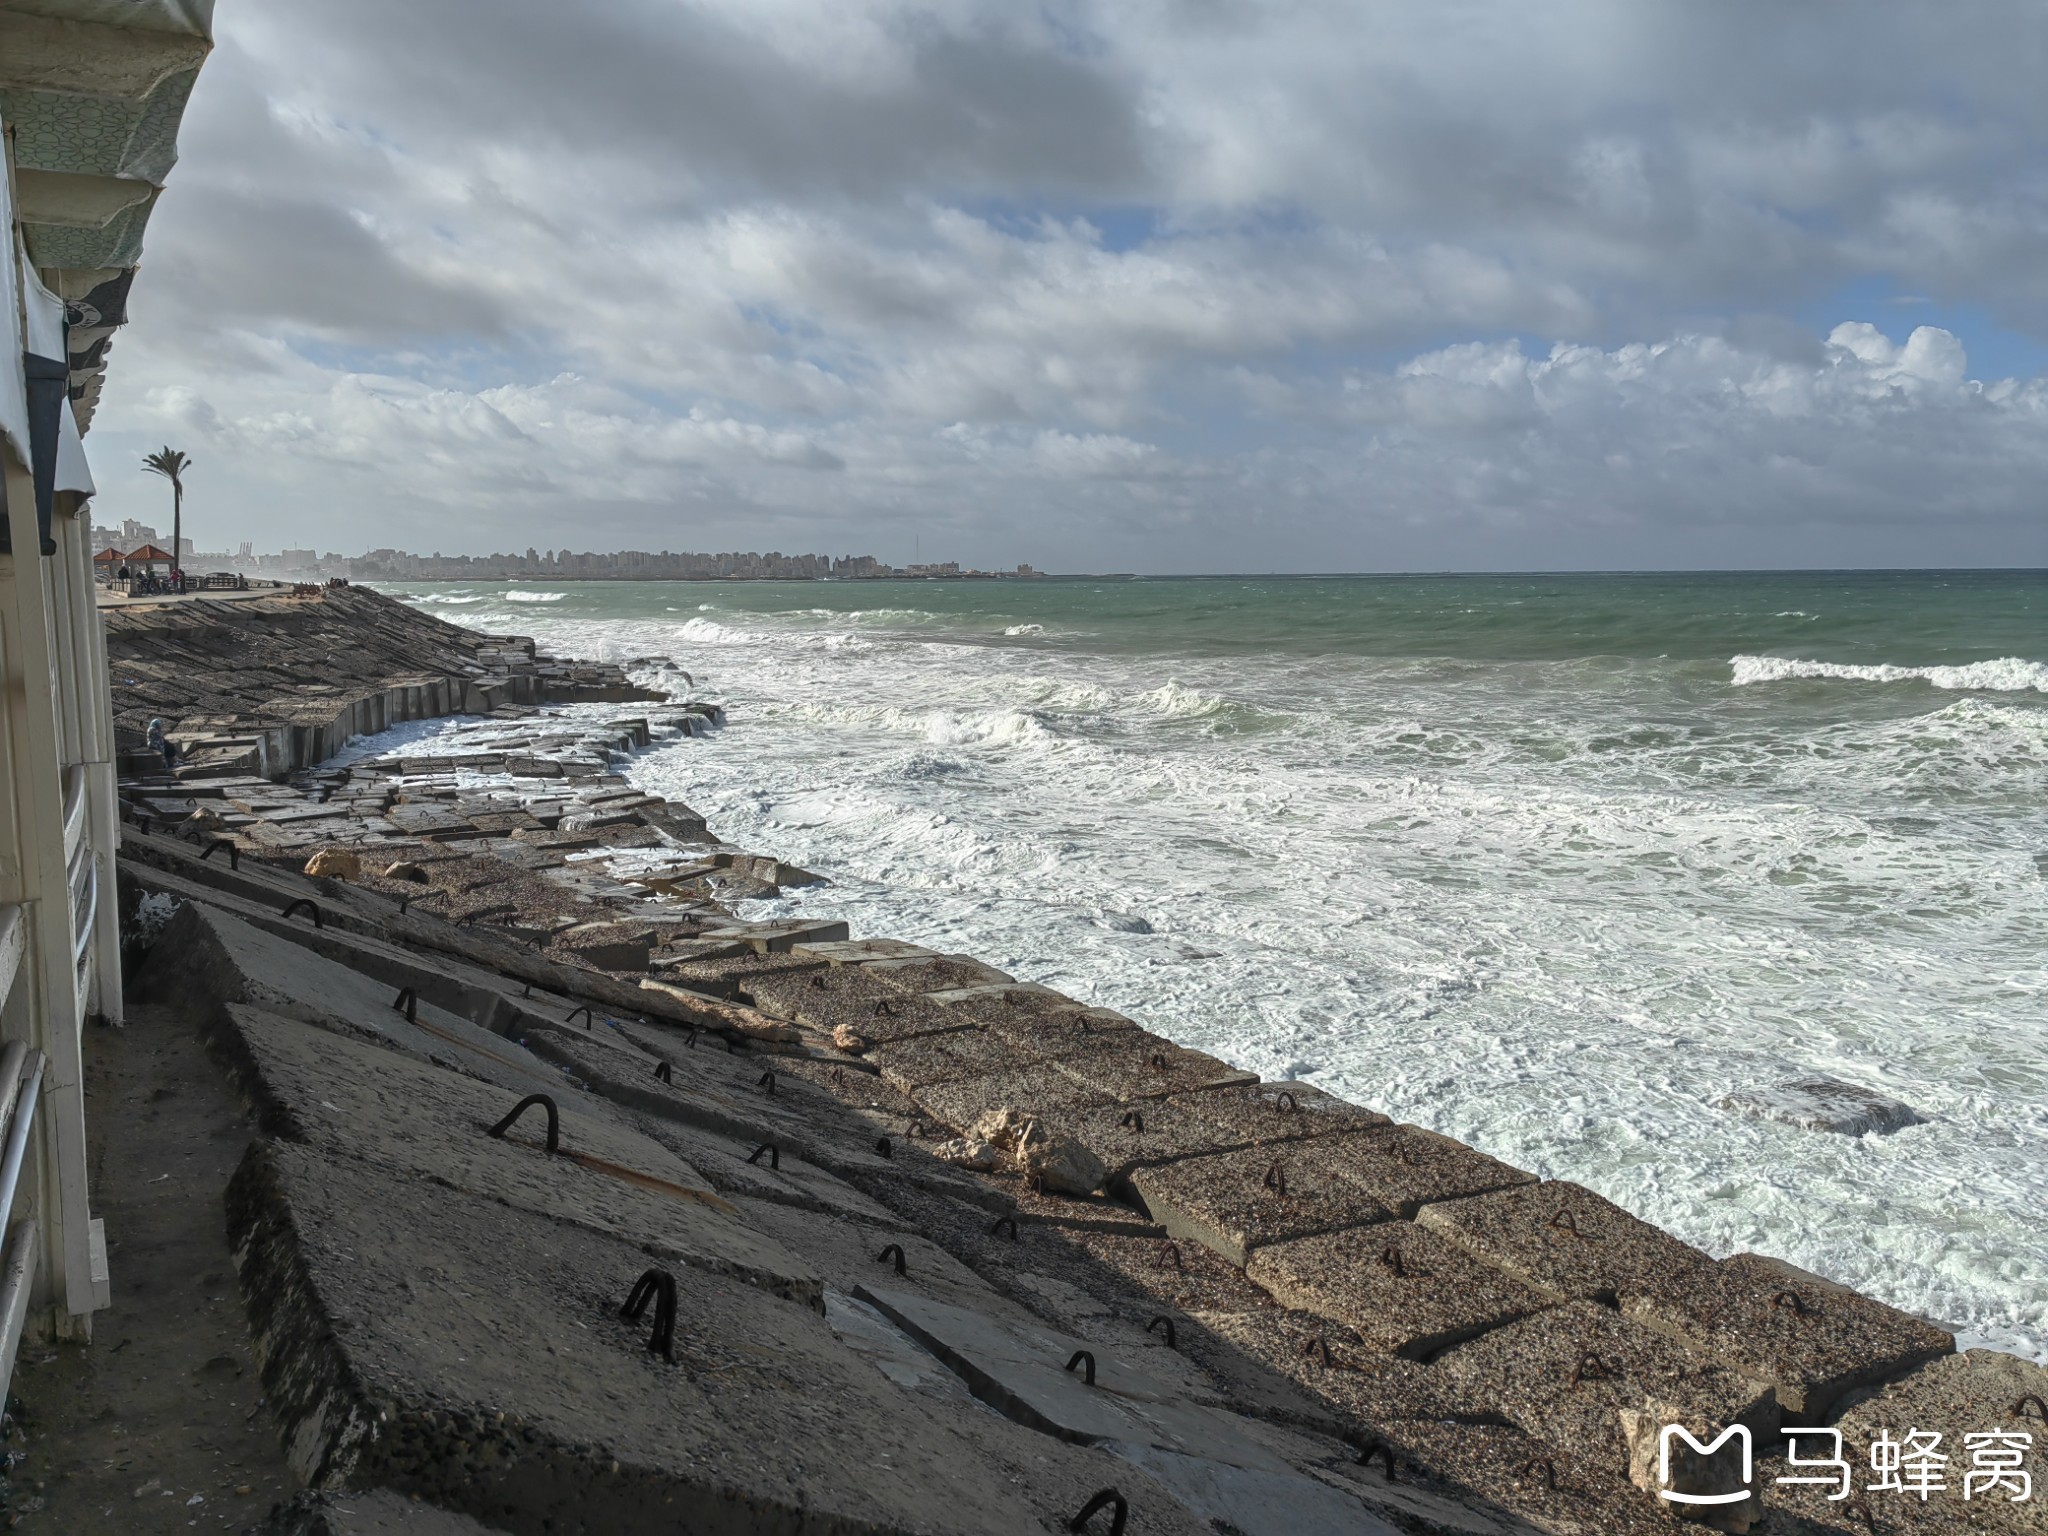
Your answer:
(146, 718), (176, 771)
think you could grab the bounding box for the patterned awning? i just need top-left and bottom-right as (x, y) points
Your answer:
(1, 1), (214, 432)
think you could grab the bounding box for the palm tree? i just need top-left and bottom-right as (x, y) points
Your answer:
(142, 447), (192, 592)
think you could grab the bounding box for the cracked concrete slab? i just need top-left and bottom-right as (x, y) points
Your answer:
(217, 1003), (818, 1306)
(228, 1141), (1065, 1536)
(140, 900), (566, 1097)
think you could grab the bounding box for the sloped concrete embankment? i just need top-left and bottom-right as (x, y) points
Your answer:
(123, 867), (1495, 1536)
(109, 823), (2044, 1536)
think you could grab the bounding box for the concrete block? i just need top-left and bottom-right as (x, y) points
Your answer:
(1051, 1034), (1260, 1101)
(977, 1003), (1147, 1058)
(1103, 1439), (1403, 1536)
(1176, 1306), (1493, 1434)
(1415, 1179), (1720, 1307)
(863, 954), (1018, 993)
(855, 1285), (1291, 1470)
(1131, 1143), (1395, 1267)
(1432, 1302), (1781, 1481)
(1768, 1350), (2047, 1536)
(1193, 1080), (1393, 1141)
(136, 900), (566, 1098)
(730, 1199), (1041, 1327)
(789, 938), (939, 964)
(914, 1066), (1119, 1138)
(1368, 1419), (1673, 1536)
(818, 1295), (1220, 1536)
(1061, 1094), (1259, 1187)
(865, 1027), (1041, 1091)
(635, 1117), (901, 1225)
(1247, 1222), (1556, 1360)
(1625, 1251), (1954, 1421)
(260, 1489), (512, 1534)
(1319, 1124), (1537, 1218)
(228, 1141), (1055, 1536)
(219, 1003), (818, 1306)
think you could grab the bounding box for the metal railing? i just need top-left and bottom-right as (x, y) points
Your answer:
(0, 1038), (48, 1405)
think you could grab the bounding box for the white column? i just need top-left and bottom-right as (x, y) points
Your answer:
(0, 455), (98, 1338)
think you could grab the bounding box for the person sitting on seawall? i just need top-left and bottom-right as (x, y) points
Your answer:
(146, 718), (178, 771)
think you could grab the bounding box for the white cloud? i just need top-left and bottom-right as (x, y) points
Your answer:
(79, 0), (2048, 570)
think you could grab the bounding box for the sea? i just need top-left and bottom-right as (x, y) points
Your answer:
(377, 570), (2047, 1360)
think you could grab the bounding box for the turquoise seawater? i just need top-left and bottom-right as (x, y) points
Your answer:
(379, 570), (2048, 1357)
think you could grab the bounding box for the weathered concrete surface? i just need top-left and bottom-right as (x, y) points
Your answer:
(1318, 1123), (1539, 1219)
(1415, 1180), (1721, 1307)
(1374, 1420), (1675, 1536)
(1130, 1142), (1394, 1266)
(1431, 1302), (1781, 1480)
(1625, 1252), (1953, 1420)
(1177, 1305), (1503, 1433)
(1766, 1349), (2048, 1536)
(914, 1066), (1118, 1135)
(138, 900), (566, 1097)
(217, 1002), (820, 1306)
(857, 1285), (1293, 1473)
(732, 1200), (1046, 1329)
(228, 1142), (1066, 1536)
(601, 1019), (1004, 1207)
(1050, 1033), (1261, 1101)
(1248, 1222), (1557, 1360)
(866, 1026), (1042, 1090)
(1102, 1439), (1405, 1536)
(817, 1293), (1221, 1536)
(1059, 1082), (1389, 1190)
(744, 965), (969, 1049)
(260, 1489), (513, 1534)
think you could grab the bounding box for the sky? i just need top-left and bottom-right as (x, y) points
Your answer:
(84, 0), (2048, 573)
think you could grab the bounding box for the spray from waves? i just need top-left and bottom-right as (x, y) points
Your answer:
(402, 592), (486, 605)
(1005, 623), (1045, 636)
(503, 590), (569, 603)
(1731, 654), (2048, 693)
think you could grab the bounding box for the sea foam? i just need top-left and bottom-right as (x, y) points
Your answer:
(1731, 654), (2048, 692)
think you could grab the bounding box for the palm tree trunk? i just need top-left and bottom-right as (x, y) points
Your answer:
(172, 481), (182, 593)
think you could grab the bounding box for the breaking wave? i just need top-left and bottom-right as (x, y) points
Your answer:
(1731, 654), (2048, 692)
(503, 590), (568, 603)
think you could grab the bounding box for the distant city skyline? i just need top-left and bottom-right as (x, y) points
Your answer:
(90, 519), (1033, 581)
(78, 3), (2048, 572)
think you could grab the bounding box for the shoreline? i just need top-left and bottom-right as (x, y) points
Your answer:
(27, 584), (2038, 1533)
